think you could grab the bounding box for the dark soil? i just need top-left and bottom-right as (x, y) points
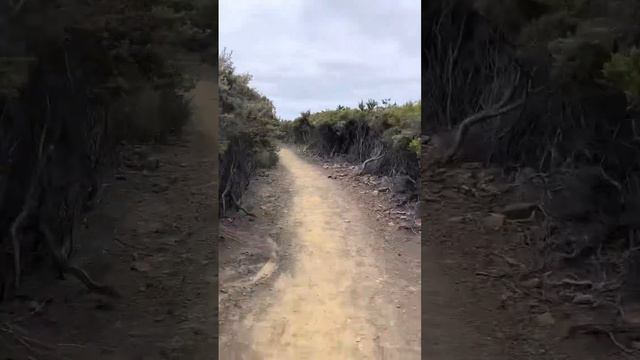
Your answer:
(422, 151), (638, 359)
(0, 74), (218, 360)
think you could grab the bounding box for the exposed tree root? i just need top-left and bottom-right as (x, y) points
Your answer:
(231, 194), (256, 217)
(490, 251), (527, 271)
(566, 324), (640, 354)
(444, 69), (527, 163)
(40, 223), (120, 298)
(358, 152), (384, 175)
(220, 227), (244, 244)
(0, 322), (55, 356)
(220, 156), (235, 217)
(445, 96), (526, 162)
(113, 237), (145, 250)
(9, 97), (52, 289)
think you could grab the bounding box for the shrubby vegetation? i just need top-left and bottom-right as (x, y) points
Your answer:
(0, 0), (214, 298)
(219, 52), (279, 216)
(282, 100), (421, 181)
(425, 0), (640, 319)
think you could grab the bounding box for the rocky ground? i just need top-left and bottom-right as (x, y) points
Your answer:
(422, 148), (640, 359)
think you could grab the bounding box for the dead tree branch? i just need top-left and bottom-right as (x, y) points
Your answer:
(9, 94), (52, 288)
(444, 69), (526, 162)
(359, 143), (385, 175)
(230, 193), (256, 217)
(220, 155), (236, 216)
(39, 223), (120, 298)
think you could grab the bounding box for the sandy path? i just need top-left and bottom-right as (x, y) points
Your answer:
(223, 148), (420, 359)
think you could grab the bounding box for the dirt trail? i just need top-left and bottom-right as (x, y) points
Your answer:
(220, 148), (420, 359)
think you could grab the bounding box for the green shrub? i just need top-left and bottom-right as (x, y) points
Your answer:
(282, 100), (420, 179)
(603, 47), (640, 103)
(219, 53), (279, 214)
(408, 138), (421, 155)
(255, 149), (279, 169)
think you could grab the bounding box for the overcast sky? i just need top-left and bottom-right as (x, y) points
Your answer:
(219, 0), (420, 120)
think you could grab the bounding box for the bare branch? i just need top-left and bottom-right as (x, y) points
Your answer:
(444, 91), (526, 162)
(10, 94), (53, 288)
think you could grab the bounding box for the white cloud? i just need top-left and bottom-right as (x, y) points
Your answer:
(220, 0), (420, 119)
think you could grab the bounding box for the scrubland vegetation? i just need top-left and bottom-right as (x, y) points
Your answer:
(0, 0), (214, 299)
(218, 55), (422, 215)
(218, 52), (279, 216)
(281, 100), (421, 181)
(425, 0), (640, 332)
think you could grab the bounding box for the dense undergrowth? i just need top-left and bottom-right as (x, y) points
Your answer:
(218, 52), (279, 216)
(425, 0), (640, 324)
(0, 0), (214, 299)
(281, 101), (421, 182)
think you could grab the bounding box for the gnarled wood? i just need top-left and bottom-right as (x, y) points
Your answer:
(444, 69), (526, 162)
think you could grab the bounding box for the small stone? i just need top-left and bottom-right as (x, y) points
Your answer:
(500, 202), (539, 219)
(95, 302), (114, 311)
(152, 183), (169, 193)
(461, 162), (482, 170)
(145, 158), (160, 171)
(448, 216), (465, 223)
(27, 300), (39, 312)
(100, 347), (115, 355)
(482, 213), (505, 230)
(460, 185), (475, 196)
(169, 336), (185, 348)
(484, 184), (502, 193)
(131, 260), (151, 272)
(622, 304), (640, 325)
(521, 278), (541, 288)
(128, 330), (152, 337)
(572, 293), (594, 305)
(535, 312), (556, 326)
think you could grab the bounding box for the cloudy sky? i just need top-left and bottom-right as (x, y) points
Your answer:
(219, 0), (420, 120)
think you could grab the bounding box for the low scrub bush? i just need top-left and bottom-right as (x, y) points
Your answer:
(218, 52), (279, 215)
(283, 100), (420, 180)
(0, 0), (214, 299)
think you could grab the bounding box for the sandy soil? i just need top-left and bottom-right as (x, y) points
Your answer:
(219, 147), (421, 359)
(0, 65), (218, 360)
